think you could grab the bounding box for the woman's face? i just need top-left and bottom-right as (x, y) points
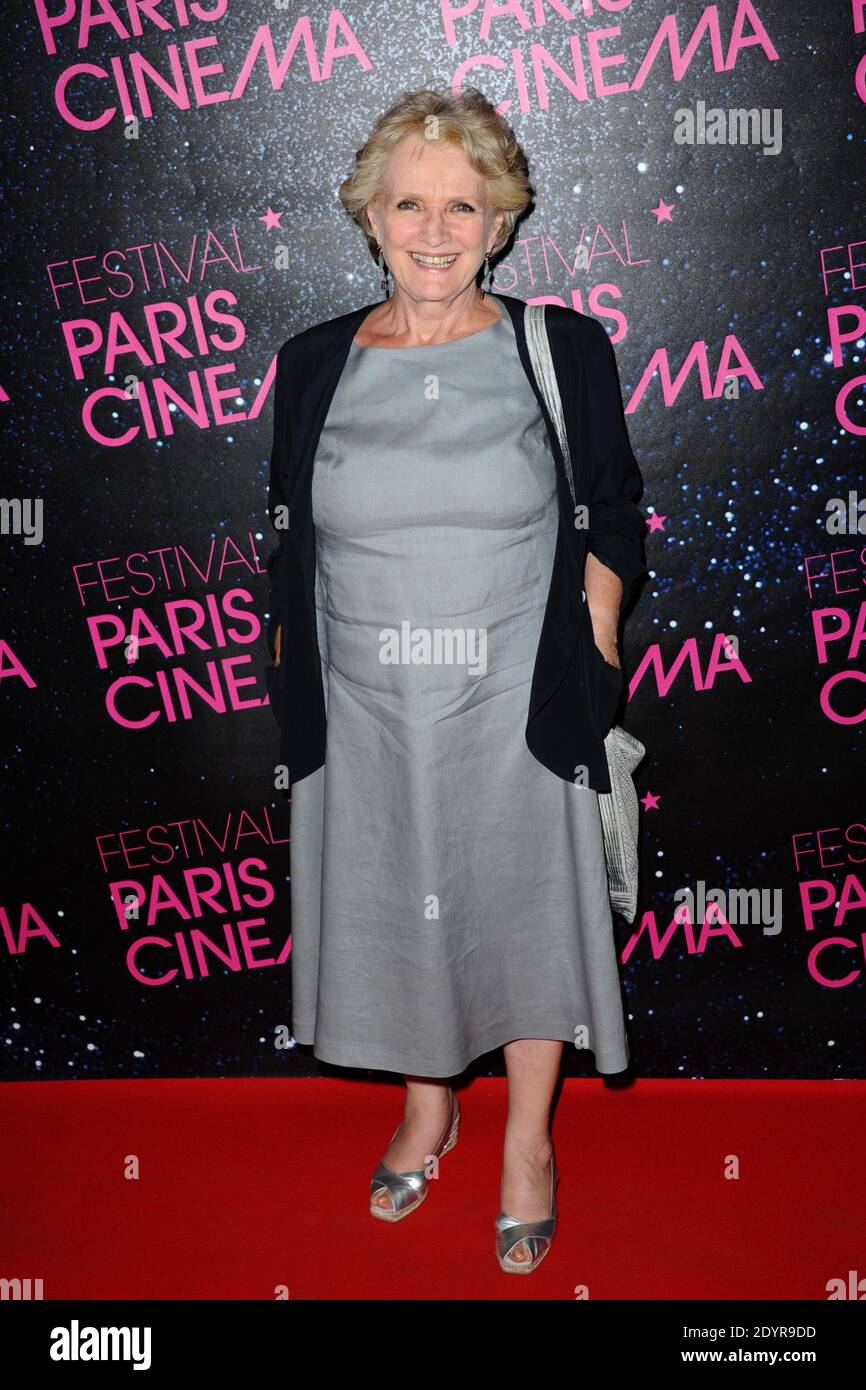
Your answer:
(366, 135), (505, 303)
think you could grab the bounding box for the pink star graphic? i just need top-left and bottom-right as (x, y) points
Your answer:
(651, 199), (674, 224)
(260, 207), (285, 231)
(641, 791), (661, 812)
(647, 511), (667, 534)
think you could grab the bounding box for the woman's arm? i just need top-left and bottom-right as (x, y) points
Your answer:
(585, 551), (623, 667)
(580, 316), (648, 663)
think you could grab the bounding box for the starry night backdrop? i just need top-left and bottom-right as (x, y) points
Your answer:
(2, 1), (864, 1080)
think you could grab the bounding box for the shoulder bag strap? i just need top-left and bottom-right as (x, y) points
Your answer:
(524, 302), (578, 517)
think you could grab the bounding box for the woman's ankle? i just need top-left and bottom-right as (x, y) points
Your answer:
(404, 1083), (452, 1122)
(502, 1130), (553, 1164)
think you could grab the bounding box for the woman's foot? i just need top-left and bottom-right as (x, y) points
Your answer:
(499, 1134), (555, 1265)
(371, 1086), (455, 1214)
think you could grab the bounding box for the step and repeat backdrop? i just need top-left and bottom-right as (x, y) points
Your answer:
(2, 1), (864, 1080)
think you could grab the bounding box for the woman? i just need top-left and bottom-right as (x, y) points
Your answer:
(263, 88), (647, 1273)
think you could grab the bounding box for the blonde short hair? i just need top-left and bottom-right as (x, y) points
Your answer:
(338, 87), (533, 262)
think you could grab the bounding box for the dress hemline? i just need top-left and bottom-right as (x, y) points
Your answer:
(290, 1020), (630, 1079)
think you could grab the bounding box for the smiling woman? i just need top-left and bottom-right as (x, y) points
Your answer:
(348, 136), (506, 346)
(339, 88), (528, 349)
(264, 86), (647, 1274)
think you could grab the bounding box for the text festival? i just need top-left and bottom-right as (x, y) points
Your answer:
(2, 807), (293, 988)
(47, 216), (766, 443)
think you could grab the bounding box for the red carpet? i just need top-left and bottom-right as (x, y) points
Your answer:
(2, 1078), (863, 1300)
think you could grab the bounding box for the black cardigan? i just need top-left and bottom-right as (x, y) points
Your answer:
(262, 291), (648, 795)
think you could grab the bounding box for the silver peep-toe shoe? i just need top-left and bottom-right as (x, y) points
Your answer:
(369, 1089), (461, 1222)
(495, 1150), (559, 1273)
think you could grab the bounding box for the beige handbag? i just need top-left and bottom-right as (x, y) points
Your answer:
(525, 302), (645, 923)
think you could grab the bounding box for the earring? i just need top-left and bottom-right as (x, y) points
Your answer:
(376, 242), (390, 298)
(480, 247), (494, 298)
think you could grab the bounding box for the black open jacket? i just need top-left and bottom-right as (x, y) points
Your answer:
(262, 291), (648, 795)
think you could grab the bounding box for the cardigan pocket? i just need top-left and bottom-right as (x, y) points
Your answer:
(588, 638), (625, 738)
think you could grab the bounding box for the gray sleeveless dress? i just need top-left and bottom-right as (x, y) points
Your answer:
(288, 308), (630, 1076)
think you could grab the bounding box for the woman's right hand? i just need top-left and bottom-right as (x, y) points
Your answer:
(274, 624), (282, 667)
